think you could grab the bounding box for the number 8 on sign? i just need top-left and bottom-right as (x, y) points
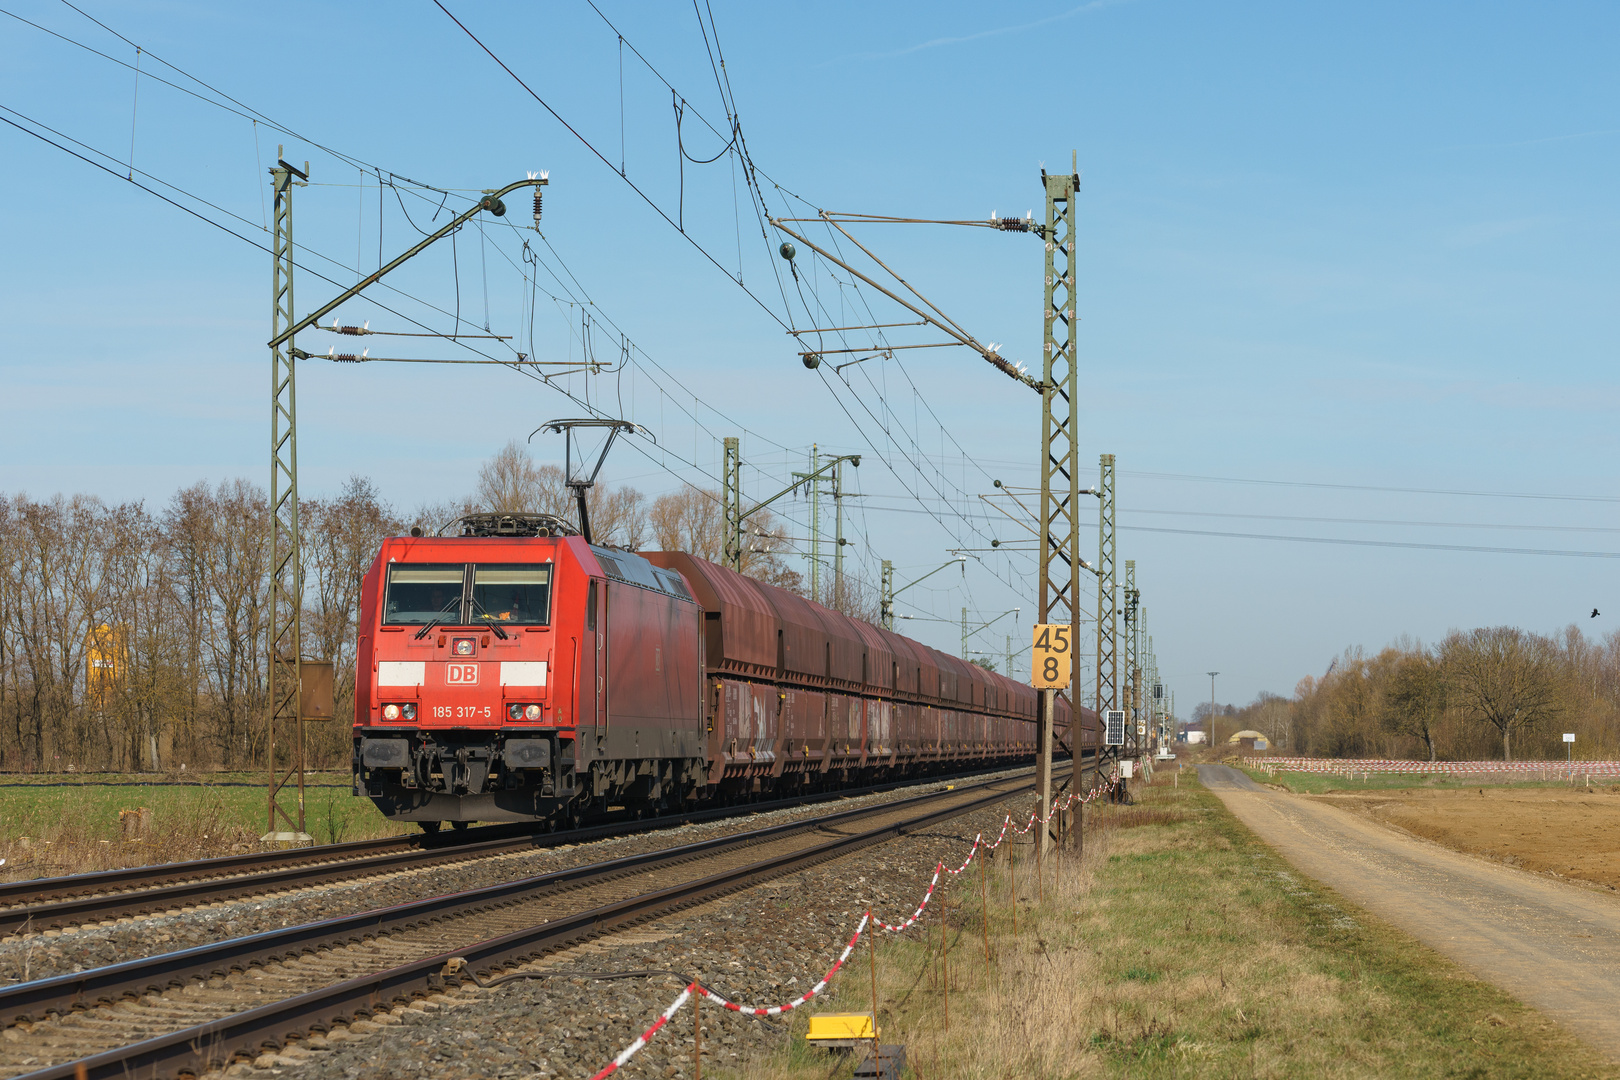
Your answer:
(1031, 623), (1072, 689)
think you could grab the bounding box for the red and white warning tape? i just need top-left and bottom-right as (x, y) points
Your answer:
(588, 917), (871, 1078)
(699, 914), (869, 1016)
(589, 774), (1123, 1077)
(1247, 756), (1620, 776)
(589, 983), (694, 1079)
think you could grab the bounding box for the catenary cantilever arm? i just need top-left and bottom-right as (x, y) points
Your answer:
(892, 555), (967, 600)
(738, 454), (860, 524)
(268, 177), (547, 349)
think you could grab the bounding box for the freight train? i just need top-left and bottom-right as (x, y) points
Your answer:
(351, 513), (1090, 830)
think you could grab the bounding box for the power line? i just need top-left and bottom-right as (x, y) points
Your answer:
(857, 494), (1620, 537)
(17, 0), (1027, 590)
(14, 2), (447, 194)
(442, 0), (1033, 584)
(1123, 524), (1620, 560)
(431, 0), (791, 331)
(1125, 470), (1620, 505)
(17, 2), (797, 483)
(441, 0), (1015, 576)
(17, 0), (778, 475)
(1123, 507), (1620, 535)
(813, 368), (1035, 600)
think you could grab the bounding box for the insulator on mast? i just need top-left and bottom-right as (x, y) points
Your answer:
(533, 189), (543, 228)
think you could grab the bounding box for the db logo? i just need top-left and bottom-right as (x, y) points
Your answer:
(446, 664), (479, 686)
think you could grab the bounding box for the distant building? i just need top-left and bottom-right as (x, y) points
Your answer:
(1226, 729), (1270, 752)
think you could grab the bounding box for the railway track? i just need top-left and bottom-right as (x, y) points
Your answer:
(0, 765), (1034, 936)
(0, 767), (1059, 1080)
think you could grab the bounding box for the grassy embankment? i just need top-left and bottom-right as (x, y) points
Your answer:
(1241, 765), (1620, 796)
(723, 772), (1613, 1079)
(0, 773), (405, 880)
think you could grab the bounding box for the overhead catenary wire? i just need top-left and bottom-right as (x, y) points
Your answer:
(0, 43), (849, 598)
(439, 0), (1025, 594)
(778, 195), (1033, 572)
(0, 96), (534, 364)
(431, 0), (791, 330)
(0, 111), (572, 388)
(15, 3), (456, 201)
(14, 0), (1044, 611)
(782, 222), (1027, 576)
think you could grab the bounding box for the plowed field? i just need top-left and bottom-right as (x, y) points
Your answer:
(1307, 784), (1620, 892)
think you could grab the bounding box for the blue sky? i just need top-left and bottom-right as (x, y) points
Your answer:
(2, 0), (1616, 715)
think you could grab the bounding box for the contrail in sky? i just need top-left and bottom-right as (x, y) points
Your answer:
(831, 0), (1136, 63)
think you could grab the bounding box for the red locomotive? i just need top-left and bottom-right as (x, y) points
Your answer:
(353, 513), (1088, 829)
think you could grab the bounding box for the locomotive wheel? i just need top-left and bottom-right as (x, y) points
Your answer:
(419, 821), (441, 835)
(451, 820), (470, 832)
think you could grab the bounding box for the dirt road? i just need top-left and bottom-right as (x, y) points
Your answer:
(1312, 783), (1620, 890)
(1199, 763), (1620, 1062)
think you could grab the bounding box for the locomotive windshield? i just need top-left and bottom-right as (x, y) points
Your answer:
(470, 565), (551, 626)
(383, 565), (465, 625)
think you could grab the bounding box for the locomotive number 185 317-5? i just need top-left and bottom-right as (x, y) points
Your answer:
(431, 705), (493, 719)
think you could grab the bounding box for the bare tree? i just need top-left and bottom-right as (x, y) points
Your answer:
(406, 497), (482, 538)
(1381, 649), (1444, 761)
(474, 441), (555, 515)
(1440, 626), (1563, 762)
(821, 571), (881, 623)
(649, 485), (726, 560)
(648, 485), (803, 595)
(167, 481), (269, 768)
(1235, 691), (1294, 752)
(475, 441), (645, 548)
(303, 477), (400, 763)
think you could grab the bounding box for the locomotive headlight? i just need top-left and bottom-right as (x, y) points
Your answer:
(508, 704), (524, 721)
(382, 704), (401, 720)
(402, 703), (417, 721)
(524, 704), (542, 721)
(453, 637), (475, 657)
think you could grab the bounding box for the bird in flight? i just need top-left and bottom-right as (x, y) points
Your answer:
(1592, 608), (1601, 618)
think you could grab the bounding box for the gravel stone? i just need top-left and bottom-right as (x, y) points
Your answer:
(207, 794), (1035, 1080)
(0, 769), (1032, 986)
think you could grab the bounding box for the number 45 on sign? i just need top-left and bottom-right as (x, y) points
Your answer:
(1031, 623), (1072, 689)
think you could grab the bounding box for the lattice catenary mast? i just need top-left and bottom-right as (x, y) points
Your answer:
(1035, 158), (1082, 856)
(1124, 558), (1139, 755)
(1094, 453), (1118, 727)
(266, 154), (310, 842)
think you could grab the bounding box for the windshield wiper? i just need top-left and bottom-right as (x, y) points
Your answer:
(412, 619), (441, 641)
(469, 598), (510, 639)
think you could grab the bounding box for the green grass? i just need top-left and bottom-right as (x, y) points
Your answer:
(0, 774), (403, 881)
(0, 770), (352, 787)
(724, 778), (1615, 1079)
(1242, 765), (1620, 796)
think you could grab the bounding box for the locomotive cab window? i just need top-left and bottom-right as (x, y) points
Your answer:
(383, 565), (466, 625)
(471, 564), (552, 626)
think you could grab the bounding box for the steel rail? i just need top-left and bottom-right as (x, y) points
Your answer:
(0, 761), (1041, 931)
(21, 774), (1035, 1080)
(0, 822), (514, 907)
(0, 767), (1060, 1030)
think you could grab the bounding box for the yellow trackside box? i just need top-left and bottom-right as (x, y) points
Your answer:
(806, 1013), (877, 1045)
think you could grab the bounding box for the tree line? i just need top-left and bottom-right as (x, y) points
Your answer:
(1214, 625), (1620, 762)
(0, 440), (858, 773)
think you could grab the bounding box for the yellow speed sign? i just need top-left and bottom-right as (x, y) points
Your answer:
(1031, 623), (1073, 689)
